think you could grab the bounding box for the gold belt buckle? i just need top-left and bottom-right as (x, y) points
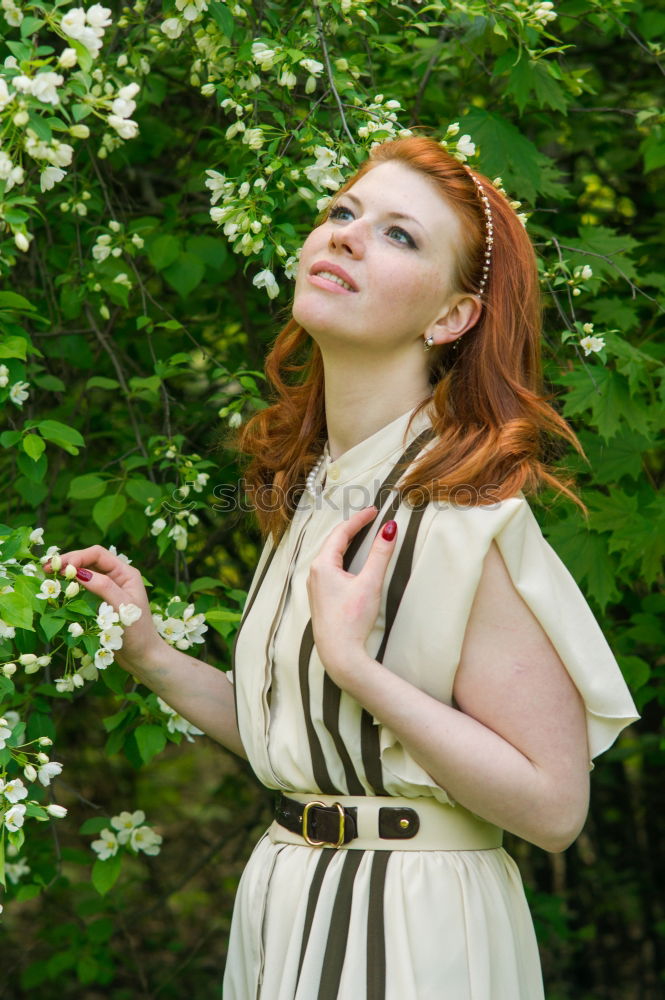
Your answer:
(302, 800), (345, 848)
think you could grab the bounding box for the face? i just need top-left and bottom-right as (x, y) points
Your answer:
(292, 160), (466, 352)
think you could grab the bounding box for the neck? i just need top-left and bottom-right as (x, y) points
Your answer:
(319, 345), (432, 460)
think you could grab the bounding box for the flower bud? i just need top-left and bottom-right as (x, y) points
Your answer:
(14, 232), (30, 253)
(59, 48), (78, 68)
(37, 655), (52, 667)
(2, 662), (16, 678)
(18, 653), (38, 666)
(68, 622), (84, 638)
(51, 554), (62, 572)
(24, 764), (37, 782)
(64, 563), (77, 580)
(13, 110), (29, 127)
(38, 737), (54, 746)
(37, 752), (50, 763)
(46, 803), (67, 818)
(64, 581), (80, 598)
(70, 124), (90, 139)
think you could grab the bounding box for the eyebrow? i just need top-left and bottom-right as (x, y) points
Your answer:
(342, 191), (425, 232)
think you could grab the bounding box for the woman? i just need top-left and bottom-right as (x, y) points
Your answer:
(49, 137), (638, 998)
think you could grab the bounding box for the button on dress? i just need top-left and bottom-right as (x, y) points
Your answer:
(223, 403), (639, 1000)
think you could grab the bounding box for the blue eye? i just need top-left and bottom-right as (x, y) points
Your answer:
(386, 225), (416, 248)
(328, 204), (354, 221)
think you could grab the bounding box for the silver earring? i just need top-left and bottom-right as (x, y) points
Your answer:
(424, 335), (434, 351)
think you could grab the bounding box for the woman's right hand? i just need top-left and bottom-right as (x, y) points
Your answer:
(44, 545), (165, 674)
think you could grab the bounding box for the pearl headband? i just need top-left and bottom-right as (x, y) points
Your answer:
(461, 163), (493, 298)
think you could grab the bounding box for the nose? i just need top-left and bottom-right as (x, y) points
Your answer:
(328, 219), (365, 258)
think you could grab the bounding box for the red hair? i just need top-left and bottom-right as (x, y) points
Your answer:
(229, 136), (584, 541)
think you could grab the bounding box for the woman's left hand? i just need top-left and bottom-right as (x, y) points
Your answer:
(306, 506), (398, 685)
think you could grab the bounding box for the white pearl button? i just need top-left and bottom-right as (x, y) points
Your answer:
(328, 465), (340, 481)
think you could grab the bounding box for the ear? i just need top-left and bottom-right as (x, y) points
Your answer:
(424, 294), (482, 348)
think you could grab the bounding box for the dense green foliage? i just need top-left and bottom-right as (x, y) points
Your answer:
(0, 0), (663, 995)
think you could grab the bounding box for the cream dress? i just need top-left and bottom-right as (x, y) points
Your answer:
(223, 403), (638, 1000)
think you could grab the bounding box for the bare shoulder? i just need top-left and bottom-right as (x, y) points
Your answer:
(454, 540), (590, 770)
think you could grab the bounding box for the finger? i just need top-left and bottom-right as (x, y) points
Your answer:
(358, 519), (398, 589)
(315, 506), (378, 569)
(45, 545), (138, 587)
(59, 564), (130, 611)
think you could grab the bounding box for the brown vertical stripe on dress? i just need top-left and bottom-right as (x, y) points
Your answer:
(366, 852), (391, 1000)
(299, 621), (338, 793)
(317, 850), (366, 1000)
(322, 680), (366, 795)
(342, 427), (435, 573)
(360, 501), (429, 794)
(299, 427), (435, 798)
(230, 540), (277, 721)
(295, 848), (337, 993)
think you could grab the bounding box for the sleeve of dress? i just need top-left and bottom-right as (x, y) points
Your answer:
(376, 494), (639, 801)
(491, 497), (639, 761)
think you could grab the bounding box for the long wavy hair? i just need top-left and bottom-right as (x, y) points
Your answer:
(229, 136), (584, 542)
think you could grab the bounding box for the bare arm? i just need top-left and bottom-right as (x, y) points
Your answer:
(46, 545), (246, 758)
(307, 510), (590, 853)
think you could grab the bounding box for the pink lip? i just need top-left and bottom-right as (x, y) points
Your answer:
(308, 260), (358, 292)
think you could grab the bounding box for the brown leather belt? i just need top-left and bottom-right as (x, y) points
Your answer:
(275, 793), (420, 848)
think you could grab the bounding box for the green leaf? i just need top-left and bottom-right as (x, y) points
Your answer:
(68, 474), (106, 500)
(33, 373), (66, 392)
(79, 816), (112, 835)
(40, 613), (67, 641)
(0, 292), (35, 313)
(0, 430), (22, 447)
(134, 723), (167, 764)
(70, 37), (92, 72)
(17, 449), (47, 483)
(91, 852), (123, 895)
(20, 16), (45, 36)
(209, 0), (235, 36)
(125, 478), (158, 504)
(92, 494), (127, 532)
(148, 234), (181, 271)
(189, 576), (224, 592)
(22, 434), (46, 462)
(186, 235), (228, 270)
(162, 252), (206, 298)
(85, 376), (120, 390)
(0, 335), (28, 359)
(0, 588), (34, 631)
(37, 420), (85, 454)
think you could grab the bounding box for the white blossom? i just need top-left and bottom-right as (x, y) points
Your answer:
(29, 527), (44, 545)
(118, 603), (142, 626)
(91, 828), (119, 859)
(94, 647), (115, 670)
(175, 0), (208, 20)
(252, 268), (280, 299)
(0, 724), (11, 750)
(111, 809), (145, 844)
(161, 17), (183, 39)
(151, 517), (167, 536)
(157, 697), (204, 742)
(46, 803), (67, 818)
(0, 363), (8, 387)
(251, 42), (277, 70)
(130, 825), (163, 855)
(167, 523), (188, 550)
(36, 578), (61, 600)
(156, 616), (187, 643)
(31, 72), (64, 106)
(98, 624), (124, 650)
(96, 601), (119, 629)
(23, 763), (37, 782)
(580, 335), (606, 356)
(0, 78), (14, 110)
(455, 134), (476, 161)
(299, 58), (324, 76)
(38, 761), (63, 786)
(0, 619), (15, 639)
(4, 803), (26, 832)
(42, 168), (66, 198)
(1, 778), (28, 803)
(108, 115), (139, 140)
(5, 858), (30, 883)
(59, 48), (78, 68)
(580, 265), (593, 280)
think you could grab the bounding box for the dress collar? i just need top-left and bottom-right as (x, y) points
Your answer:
(318, 399), (435, 490)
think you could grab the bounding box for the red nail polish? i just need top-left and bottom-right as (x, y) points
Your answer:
(382, 520), (397, 541)
(76, 568), (93, 581)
